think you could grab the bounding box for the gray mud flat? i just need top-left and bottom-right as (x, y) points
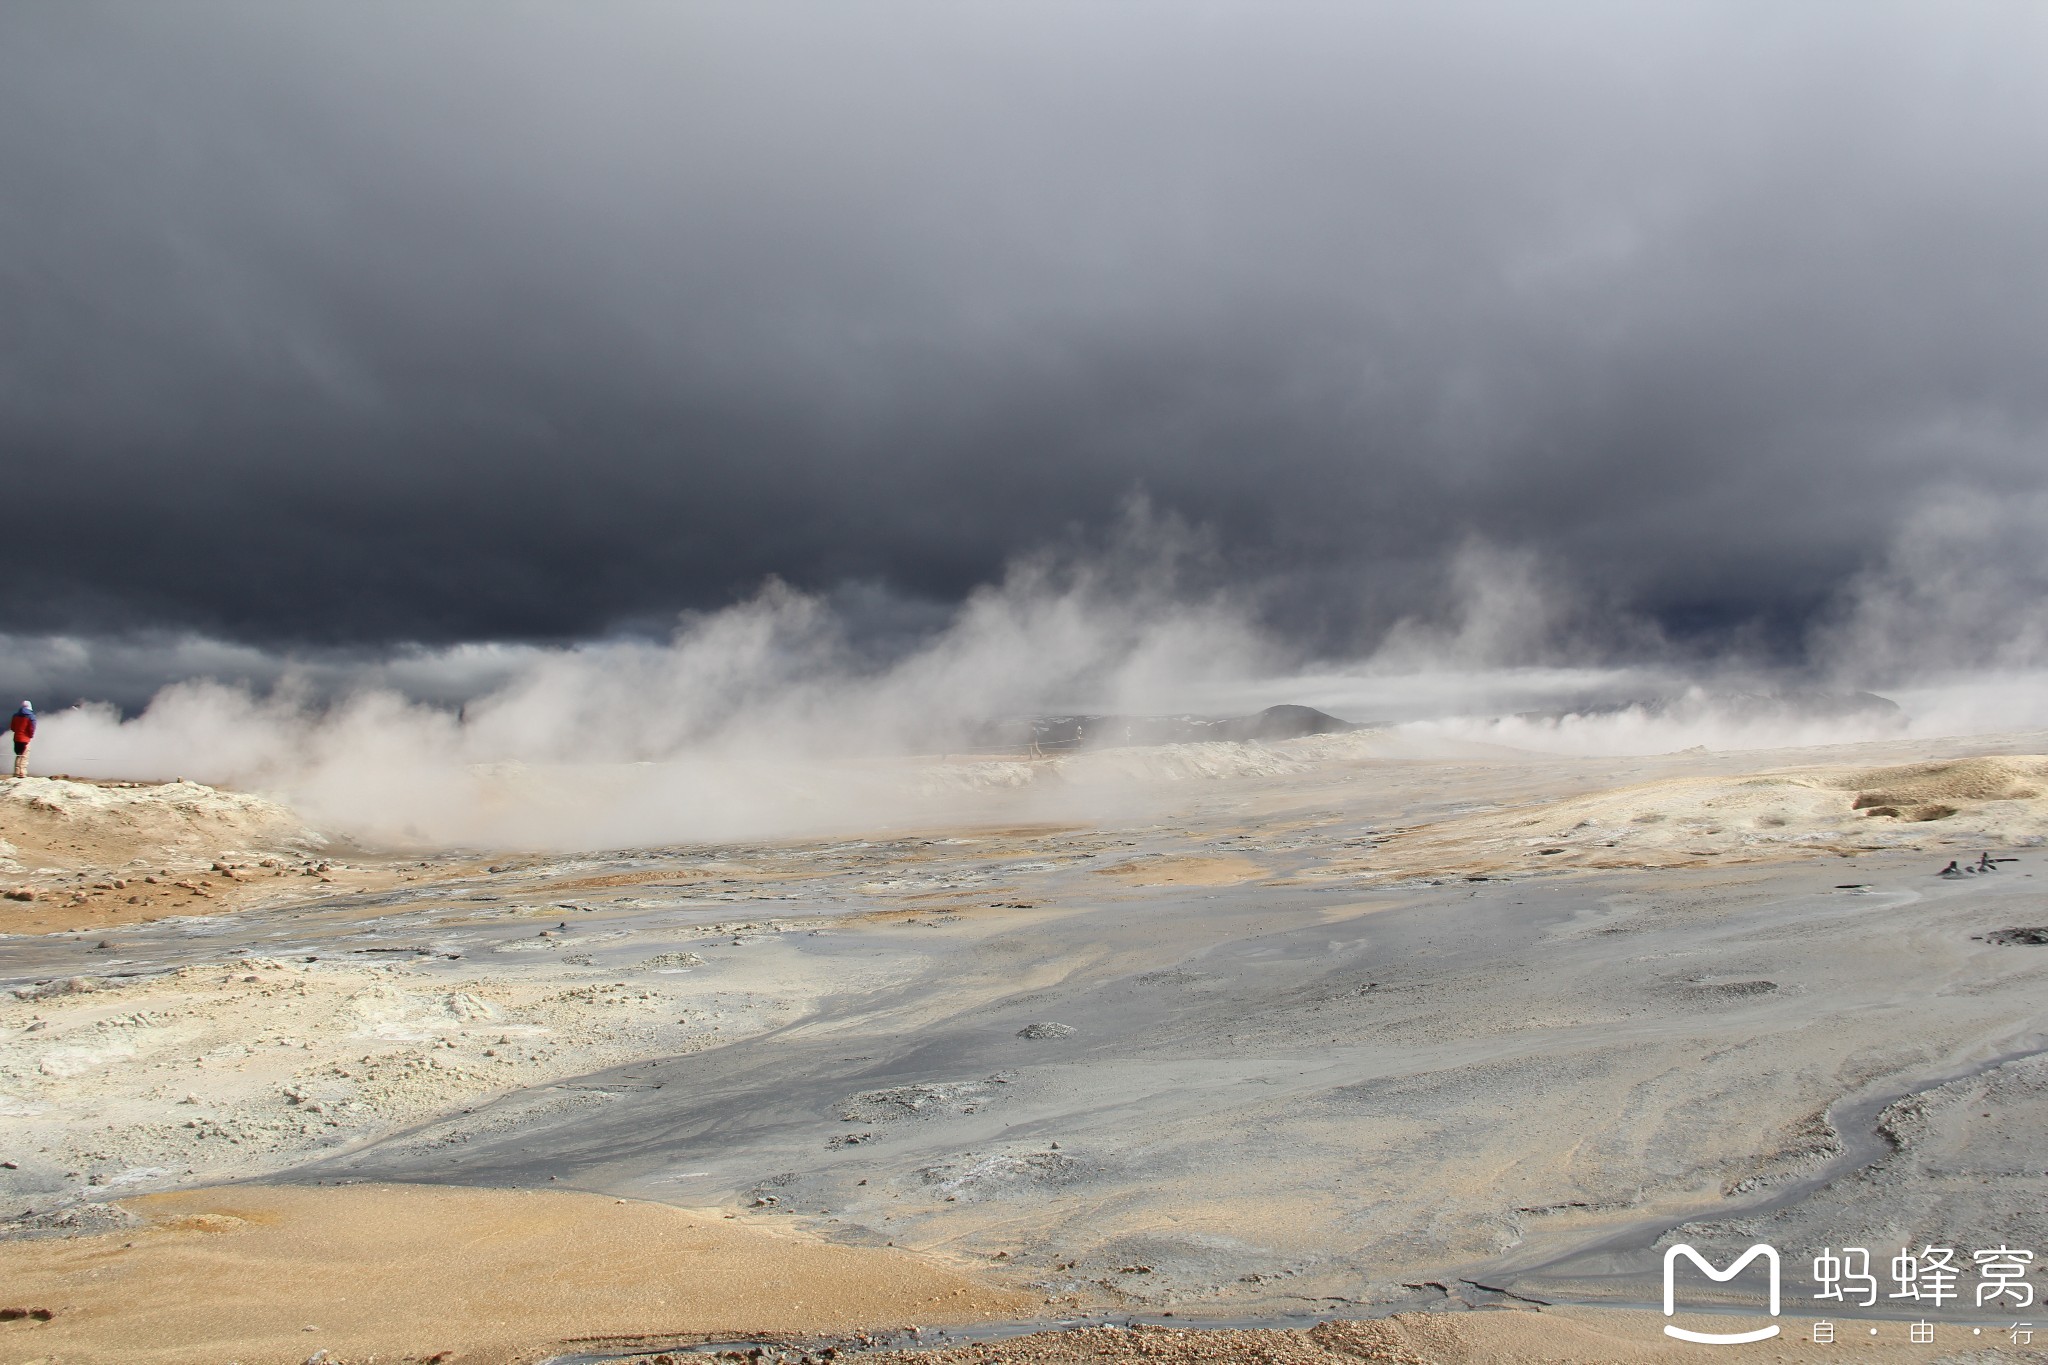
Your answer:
(288, 852), (2048, 1320)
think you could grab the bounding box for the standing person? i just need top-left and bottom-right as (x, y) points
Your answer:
(9, 701), (33, 778)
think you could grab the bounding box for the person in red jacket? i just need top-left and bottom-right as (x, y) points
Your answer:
(10, 701), (33, 778)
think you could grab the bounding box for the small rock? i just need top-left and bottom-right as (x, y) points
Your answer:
(1016, 1021), (1075, 1040)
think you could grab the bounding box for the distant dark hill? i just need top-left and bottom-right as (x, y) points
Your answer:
(1207, 704), (1364, 742)
(995, 704), (1365, 753)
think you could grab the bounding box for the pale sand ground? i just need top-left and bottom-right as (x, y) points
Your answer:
(0, 951), (805, 1202)
(1340, 751), (2048, 882)
(5, 735), (2048, 1360)
(0, 1182), (1033, 1364)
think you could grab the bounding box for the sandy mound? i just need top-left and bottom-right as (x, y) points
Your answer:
(1350, 754), (2048, 880)
(0, 778), (318, 875)
(0, 1183), (1031, 1364)
(1823, 754), (2048, 820)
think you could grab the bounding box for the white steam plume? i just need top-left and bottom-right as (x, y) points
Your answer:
(30, 527), (1282, 848)
(21, 502), (2048, 850)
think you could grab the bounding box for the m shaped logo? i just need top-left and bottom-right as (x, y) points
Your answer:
(1663, 1244), (1782, 1344)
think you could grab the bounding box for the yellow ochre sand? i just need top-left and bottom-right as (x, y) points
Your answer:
(856, 1310), (2008, 1364)
(0, 1183), (1035, 1364)
(1089, 854), (1268, 887)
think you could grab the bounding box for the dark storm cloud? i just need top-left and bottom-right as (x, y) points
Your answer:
(6, 1), (2048, 654)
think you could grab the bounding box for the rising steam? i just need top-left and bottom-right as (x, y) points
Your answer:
(18, 501), (2048, 850)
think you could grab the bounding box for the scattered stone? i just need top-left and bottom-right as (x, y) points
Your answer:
(1680, 980), (1777, 1000)
(11, 1202), (142, 1236)
(838, 1081), (994, 1123)
(1016, 1021), (1075, 1040)
(11, 976), (96, 1001)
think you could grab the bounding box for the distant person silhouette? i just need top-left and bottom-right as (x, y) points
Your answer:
(9, 701), (32, 778)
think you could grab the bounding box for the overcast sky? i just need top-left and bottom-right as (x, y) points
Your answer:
(6, 1), (2047, 663)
